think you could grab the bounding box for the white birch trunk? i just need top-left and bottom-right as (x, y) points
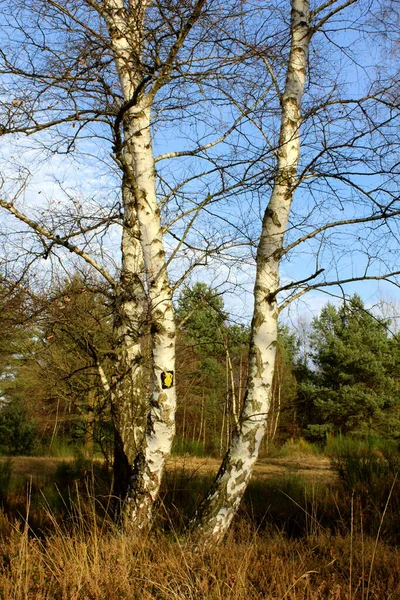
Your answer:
(220, 395), (226, 456)
(105, 0), (177, 530)
(226, 339), (239, 430)
(122, 107), (176, 530)
(191, 0), (311, 545)
(268, 367), (280, 443)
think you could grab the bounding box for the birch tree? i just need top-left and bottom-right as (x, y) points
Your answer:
(190, 0), (313, 543)
(190, 0), (400, 545)
(1, 0), (400, 546)
(0, 0), (267, 531)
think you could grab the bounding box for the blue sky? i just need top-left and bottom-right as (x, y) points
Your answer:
(1, 0), (400, 328)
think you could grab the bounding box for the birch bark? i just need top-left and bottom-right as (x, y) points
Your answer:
(122, 107), (176, 530)
(191, 0), (311, 545)
(104, 0), (177, 530)
(112, 181), (148, 500)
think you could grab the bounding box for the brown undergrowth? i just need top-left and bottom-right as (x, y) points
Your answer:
(0, 508), (399, 600)
(0, 454), (399, 599)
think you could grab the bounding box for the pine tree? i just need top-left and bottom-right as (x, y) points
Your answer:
(303, 295), (400, 441)
(176, 283), (227, 355)
(175, 283), (233, 454)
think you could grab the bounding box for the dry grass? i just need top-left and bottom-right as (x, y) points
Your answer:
(0, 453), (335, 485)
(0, 453), (399, 599)
(0, 507), (399, 600)
(167, 454), (335, 482)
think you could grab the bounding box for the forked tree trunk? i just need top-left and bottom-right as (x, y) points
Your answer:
(191, 0), (311, 545)
(105, 0), (177, 530)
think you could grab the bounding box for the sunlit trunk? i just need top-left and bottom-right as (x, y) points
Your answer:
(122, 107), (176, 530)
(226, 339), (239, 429)
(106, 0), (177, 530)
(191, 0), (311, 545)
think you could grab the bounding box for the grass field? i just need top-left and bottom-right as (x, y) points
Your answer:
(0, 450), (399, 599)
(1, 452), (335, 482)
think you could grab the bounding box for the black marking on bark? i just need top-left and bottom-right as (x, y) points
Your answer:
(150, 321), (161, 335)
(266, 207), (281, 227)
(253, 311), (264, 331)
(265, 290), (276, 303)
(233, 469), (247, 488)
(161, 371), (174, 388)
(255, 347), (263, 378)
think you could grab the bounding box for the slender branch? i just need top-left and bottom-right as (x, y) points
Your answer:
(149, 0), (207, 98)
(1, 111), (110, 137)
(45, 0), (108, 41)
(162, 158), (271, 232)
(311, 0), (340, 18)
(311, 0), (357, 33)
(155, 83), (273, 163)
(274, 268), (325, 297)
(0, 199), (116, 287)
(155, 118), (245, 163)
(160, 194), (212, 279)
(279, 271), (400, 311)
(282, 209), (400, 257)
(260, 55), (282, 104)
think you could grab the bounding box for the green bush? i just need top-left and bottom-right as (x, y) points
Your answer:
(327, 435), (400, 535)
(0, 399), (37, 455)
(0, 459), (12, 497)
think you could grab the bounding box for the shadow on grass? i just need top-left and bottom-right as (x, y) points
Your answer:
(1, 451), (400, 544)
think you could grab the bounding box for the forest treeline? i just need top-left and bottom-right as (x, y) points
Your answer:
(1, 275), (399, 458)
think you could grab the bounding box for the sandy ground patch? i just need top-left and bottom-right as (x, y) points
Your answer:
(1, 453), (336, 483)
(0, 456), (68, 479)
(165, 454), (336, 483)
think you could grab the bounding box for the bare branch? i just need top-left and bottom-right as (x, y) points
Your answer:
(311, 0), (358, 33)
(282, 209), (400, 257)
(279, 272), (400, 312)
(149, 0), (207, 98)
(0, 199), (116, 287)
